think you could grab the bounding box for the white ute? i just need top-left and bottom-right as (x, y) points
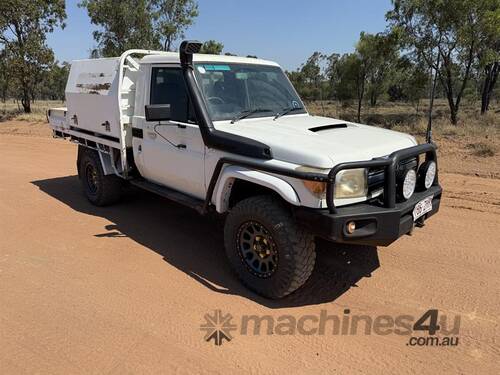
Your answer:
(48, 41), (442, 298)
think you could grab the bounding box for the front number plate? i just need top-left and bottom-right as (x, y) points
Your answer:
(413, 195), (434, 221)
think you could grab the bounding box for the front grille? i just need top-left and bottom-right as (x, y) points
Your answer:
(368, 157), (418, 196)
(368, 168), (385, 192)
(396, 157), (418, 178)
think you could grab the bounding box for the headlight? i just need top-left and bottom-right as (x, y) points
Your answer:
(401, 169), (417, 200)
(418, 161), (436, 189)
(334, 168), (367, 199)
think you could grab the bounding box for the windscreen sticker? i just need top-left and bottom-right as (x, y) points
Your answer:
(204, 64), (231, 71)
(235, 72), (248, 79)
(197, 66), (206, 74)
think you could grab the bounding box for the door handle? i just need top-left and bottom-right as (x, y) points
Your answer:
(101, 121), (110, 131)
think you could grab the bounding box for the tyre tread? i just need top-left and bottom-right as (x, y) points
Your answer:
(224, 195), (316, 298)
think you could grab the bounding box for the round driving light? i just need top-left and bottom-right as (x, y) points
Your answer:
(402, 169), (417, 200)
(423, 161), (436, 189)
(346, 221), (356, 234)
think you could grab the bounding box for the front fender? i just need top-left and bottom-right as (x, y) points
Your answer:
(213, 165), (301, 213)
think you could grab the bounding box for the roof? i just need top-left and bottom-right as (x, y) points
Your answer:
(140, 52), (280, 67)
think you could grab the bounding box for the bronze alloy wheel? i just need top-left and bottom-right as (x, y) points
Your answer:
(236, 221), (279, 278)
(85, 163), (99, 195)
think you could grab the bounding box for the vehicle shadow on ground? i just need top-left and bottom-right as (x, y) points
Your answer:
(32, 175), (380, 308)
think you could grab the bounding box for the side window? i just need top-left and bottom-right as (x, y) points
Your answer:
(150, 67), (196, 123)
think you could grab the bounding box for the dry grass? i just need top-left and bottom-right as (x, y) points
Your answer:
(306, 99), (498, 132)
(307, 99), (500, 178)
(1, 98), (499, 177)
(307, 98), (499, 151)
(466, 142), (496, 157)
(0, 100), (64, 123)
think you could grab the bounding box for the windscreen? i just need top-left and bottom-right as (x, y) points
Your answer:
(194, 63), (306, 122)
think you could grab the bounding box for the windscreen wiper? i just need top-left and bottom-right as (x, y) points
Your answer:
(273, 106), (303, 120)
(231, 108), (274, 124)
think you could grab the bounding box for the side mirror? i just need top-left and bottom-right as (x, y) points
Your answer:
(145, 104), (171, 122)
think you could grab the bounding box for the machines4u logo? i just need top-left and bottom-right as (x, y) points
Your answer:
(200, 309), (460, 347)
(200, 310), (238, 346)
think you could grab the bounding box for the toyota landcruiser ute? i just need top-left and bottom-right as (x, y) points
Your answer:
(48, 41), (442, 299)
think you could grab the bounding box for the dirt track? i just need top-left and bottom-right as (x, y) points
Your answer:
(0, 128), (499, 374)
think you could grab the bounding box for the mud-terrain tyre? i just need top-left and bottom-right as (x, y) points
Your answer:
(78, 149), (122, 206)
(224, 195), (316, 299)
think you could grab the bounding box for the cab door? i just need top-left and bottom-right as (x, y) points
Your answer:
(139, 65), (206, 199)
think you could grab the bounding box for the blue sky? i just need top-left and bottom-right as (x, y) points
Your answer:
(46, 0), (393, 71)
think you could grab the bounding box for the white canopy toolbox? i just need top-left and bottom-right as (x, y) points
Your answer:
(49, 50), (160, 174)
(65, 57), (122, 138)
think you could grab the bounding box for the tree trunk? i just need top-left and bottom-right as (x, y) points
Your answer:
(370, 90), (377, 106)
(357, 76), (365, 123)
(357, 96), (362, 122)
(450, 105), (458, 125)
(440, 63), (459, 125)
(164, 38), (172, 52)
(444, 89), (458, 125)
(427, 53), (441, 142)
(481, 83), (489, 113)
(481, 62), (499, 114)
(21, 90), (31, 113)
(437, 40), (474, 126)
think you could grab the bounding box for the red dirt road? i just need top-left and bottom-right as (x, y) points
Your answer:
(0, 132), (499, 374)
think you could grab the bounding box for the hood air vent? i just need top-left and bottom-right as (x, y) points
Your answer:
(309, 124), (348, 132)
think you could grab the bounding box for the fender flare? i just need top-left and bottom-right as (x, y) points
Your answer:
(97, 151), (115, 175)
(77, 145), (121, 177)
(213, 165), (301, 213)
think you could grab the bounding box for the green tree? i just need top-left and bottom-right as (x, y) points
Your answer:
(80, 0), (198, 55)
(0, 0), (66, 112)
(297, 52), (325, 100)
(361, 32), (399, 106)
(388, 56), (428, 112)
(199, 40), (224, 54)
(341, 32), (399, 121)
(79, 0), (160, 57)
(324, 53), (340, 99)
(476, 0), (499, 113)
(153, 0), (199, 51)
(287, 70), (306, 97)
(338, 52), (365, 121)
(387, 0), (492, 124)
(38, 61), (70, 101)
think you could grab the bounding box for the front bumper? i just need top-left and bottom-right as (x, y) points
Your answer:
(294, 185), (442, 247)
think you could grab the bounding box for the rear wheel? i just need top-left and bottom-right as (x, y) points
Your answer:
(224, 195), (316, 299)
(78, 149), (122, 206)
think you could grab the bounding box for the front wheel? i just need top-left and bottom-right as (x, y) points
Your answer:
(224, 195), (316, 299)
